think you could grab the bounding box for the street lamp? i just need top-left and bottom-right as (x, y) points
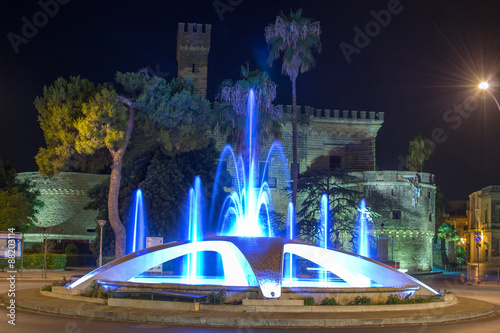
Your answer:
(97, 220), (107, 267)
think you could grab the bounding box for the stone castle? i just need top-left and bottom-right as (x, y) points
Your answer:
(17, 23), (436, 271)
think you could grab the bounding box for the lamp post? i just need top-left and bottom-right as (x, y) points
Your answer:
(97, 220), (107, 267)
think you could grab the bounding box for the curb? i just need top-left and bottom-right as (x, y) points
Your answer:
(4, 289), (497, 328)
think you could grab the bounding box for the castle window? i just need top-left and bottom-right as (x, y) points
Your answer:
(192, 64), (195, 73)
(392, 211), (402, 219)
(330, 156), (341, 170)
(428, 213), (432, 222)
(391, 188), (397, 196)
(428, 191), (431, 198)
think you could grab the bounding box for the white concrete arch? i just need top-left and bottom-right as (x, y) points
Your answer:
(283, 243), (438, 294)
(69, 240), (259, 290)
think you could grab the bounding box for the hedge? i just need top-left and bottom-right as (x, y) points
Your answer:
(22, 254), (66, 269)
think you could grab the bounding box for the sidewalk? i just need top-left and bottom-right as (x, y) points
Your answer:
(0, 267), (94, 281)
(2, 288), (497, 328)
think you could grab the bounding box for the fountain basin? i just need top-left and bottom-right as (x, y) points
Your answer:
(69, 236), (439, 300)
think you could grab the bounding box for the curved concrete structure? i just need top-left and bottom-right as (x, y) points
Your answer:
(69, 236), (438, 298)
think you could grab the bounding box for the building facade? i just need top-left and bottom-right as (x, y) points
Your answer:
(466, 185), (500, 273)
(16, 172), (108, 245)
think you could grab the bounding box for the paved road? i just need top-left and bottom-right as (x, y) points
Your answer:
(1, 270), (499, 332)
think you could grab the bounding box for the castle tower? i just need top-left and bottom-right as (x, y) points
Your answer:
(177, 23), (211, 98)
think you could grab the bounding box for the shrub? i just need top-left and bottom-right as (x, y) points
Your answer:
(41, 285), (52, 292)
(207, 289), (227, 305)
(386, 294), (401, 304)
(64, 244), (79, 255)
(23, 254), (66, 269)
(385, 293), (432, 304)
(321, 297), (338, 306)
(303, 296), (316, 306)
(80, 281), (113, 299)
(351, 296), (371, 305)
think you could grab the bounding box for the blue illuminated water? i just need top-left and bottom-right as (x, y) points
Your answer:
(210, 89), (290, 238)
(128, 189), (146, 254)
(186, 176), (204, 280)
(357, 199), (370, 258)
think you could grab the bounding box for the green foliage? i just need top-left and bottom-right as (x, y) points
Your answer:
(207, 289), (227, 305)
(0, 159), (43, 233)
(456, 245), (466, 264)
(80, 281), (113, 299)
(385, 294), (432, 304)
(265, 9), (322, 80)
(405, 135), (433, 172)
(128, 74), (214, 154)
(437, 223), (460, 241)
(296, 169), (361, 247)
(303, 296), (316, 306)
(35, 76), (108, 176)
(321, 297), (338, 305)
(41, 285), (52, 292)
(64, 243), (79, 255)
(216, 65), (282, 155)
(351, 296), (371, 305)
(23, 254), (66, 269)
(386, 294), (401, 304)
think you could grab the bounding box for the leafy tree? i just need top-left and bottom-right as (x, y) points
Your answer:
(296, 169), (360, 248)
(437, 223), (460, 242)
(405, 135), (433, 172)
(265, 9), (322, 208)
(87, 141), (219, 254)
(0, 159), (43, 233)
(35, 72), (213, 258)
(215, 64), (282, 157)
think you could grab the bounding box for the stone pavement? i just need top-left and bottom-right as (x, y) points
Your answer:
(1, 268), (498, 328)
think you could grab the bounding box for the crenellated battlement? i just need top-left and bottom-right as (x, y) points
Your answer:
(280, 105), (384, 122)
(178, 22), (211, 34)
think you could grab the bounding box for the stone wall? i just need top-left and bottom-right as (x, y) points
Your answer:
(177, 22), (211, 98)
(17, 172), (108, 243)
(346, 171), (436, 271)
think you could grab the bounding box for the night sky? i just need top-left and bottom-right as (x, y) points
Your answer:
(1, 0), (500, 201)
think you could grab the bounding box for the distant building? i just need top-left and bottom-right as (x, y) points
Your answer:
(179, 22), (436, 272)
(177, 22), (211, 98)
(466, 185), (500, 275)
(16, 172), (108, 247)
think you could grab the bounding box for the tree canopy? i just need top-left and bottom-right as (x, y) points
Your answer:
(35, 71), (215, 257)
(406, 135), (433, 172)
(0, 159), (43, 233)
(265, 8), (321, 208)
(215, 65), (282, 156)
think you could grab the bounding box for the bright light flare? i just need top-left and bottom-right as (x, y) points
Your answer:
(479, 81), (489, 90)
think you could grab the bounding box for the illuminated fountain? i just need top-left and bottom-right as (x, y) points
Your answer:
(357, 198), (370, 258)
(69, 89), (439, 301)
(127, 189), (146, 254)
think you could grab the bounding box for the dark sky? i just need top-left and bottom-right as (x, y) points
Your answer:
(1, 0), (500, 200)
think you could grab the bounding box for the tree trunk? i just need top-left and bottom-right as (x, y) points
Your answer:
(108, 148), (127, 258)
(292, 77), (298, 209)
(108, 97), (136, 258)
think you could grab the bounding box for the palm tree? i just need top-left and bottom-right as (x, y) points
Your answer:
(215, 64), (283, 157)
(406, 135), (434, 172)
(265, 9), (321, 208)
